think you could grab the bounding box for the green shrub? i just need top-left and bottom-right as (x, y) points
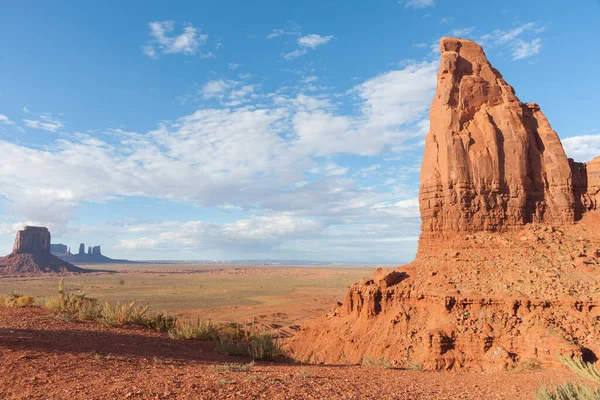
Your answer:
(215, 337), (249, 356)
(535, 356), (600, 400)
(248, 330), (282, 361)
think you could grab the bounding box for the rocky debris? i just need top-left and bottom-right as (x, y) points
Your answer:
(419, 38), (596, 237)
(0, 227), (85, 275)
(287, 37), (600, 371)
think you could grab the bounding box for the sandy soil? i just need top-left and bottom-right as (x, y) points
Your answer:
(0, 307), (570, 399)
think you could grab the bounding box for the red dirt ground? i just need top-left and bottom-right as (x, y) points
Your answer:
(0, 307), (574, 399)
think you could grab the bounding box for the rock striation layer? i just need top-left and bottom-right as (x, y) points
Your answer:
(419, 39), (596, 238)
(287, 38), (600, 371)
(0, 226), (85, 275)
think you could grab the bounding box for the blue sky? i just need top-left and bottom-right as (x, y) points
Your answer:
(0, 0), (599, 262)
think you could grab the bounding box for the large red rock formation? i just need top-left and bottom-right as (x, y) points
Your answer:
(0, 226), (85, 275)
(287, 38), (600, 371)
(419, 39), (593, 237)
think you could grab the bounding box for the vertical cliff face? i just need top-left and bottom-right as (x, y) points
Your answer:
(419, 38), (577, 237)
(288, 37), (600, 371)
(1, 227), (84, 275)
(12, 226), (51, 254)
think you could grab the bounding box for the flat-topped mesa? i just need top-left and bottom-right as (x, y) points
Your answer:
(419, 38), (577, 238)
(12, 226), (51, 254)
(0, 226), (85, 275)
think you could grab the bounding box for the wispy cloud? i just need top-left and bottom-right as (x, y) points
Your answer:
(297, 34), (333, 49)
(512, 38), (542, 60)
(479, 22), (545, 61)
(402, 0), (435, 9)
(449, 27), (476, 37)
(0, 114), (14, 125)
(282, 49), (308, 60)
(282, 34), (334, 60)
(143, 21), (208, 58)
(267, 23), (301, 39)
(22, 113), (63, 132)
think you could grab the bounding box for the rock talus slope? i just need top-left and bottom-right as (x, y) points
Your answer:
(0, 226), (84, 275)
(287, 38), (600, 371)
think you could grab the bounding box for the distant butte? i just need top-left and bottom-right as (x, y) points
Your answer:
(0, 226), (86, 275)
(51, 242), (134, 264)
(288, 37), (600, 371)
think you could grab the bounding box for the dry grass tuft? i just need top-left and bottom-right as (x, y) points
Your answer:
(535, 356), (600, 400)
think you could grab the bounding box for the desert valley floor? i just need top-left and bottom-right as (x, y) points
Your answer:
(0, 265), (577, 399)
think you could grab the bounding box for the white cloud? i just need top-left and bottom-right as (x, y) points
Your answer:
(479, 22), (545, 61)
(0, 59), (434, 259)
(144, 21), (208, 58)
(512, 38), (542, 60)
(402, 0), (435, 8)
(449, 27), (476, 37)
(281, 33), (334, 60)
(562, 134), (600, 162)
(0, 114), (14, 125)
(201, 79), (235, 99)
(228, 62), (242, 70)
(267, 24), (301, 39)
(282, 49), (308, 60)
(22, 113), (64, 132)
(297, 34), (334, 49)
(300, 76), (318, 84)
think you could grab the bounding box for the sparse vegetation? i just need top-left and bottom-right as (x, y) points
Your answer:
(0, 293), (35, 307)
(535, 356), (600, 400)
(171, 318), (218, 340)
(215, 337), (249, 356)
(248, 330), (283, 361)
(511, 358), (542, 373)
(44, 280), (175, 331)
(212, 361), (255, 373)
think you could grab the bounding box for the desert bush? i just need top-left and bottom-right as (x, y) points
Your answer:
(172, 318), (218, 340)
(45, 280), (175, 331)
(248, 330), (282, 361)
(0, 293), (35, 307)
(362, 355), (393, 369)
(99, 301), (176, 332)
(45, 279), (98, 314)
(535, 356), (600, 400)
(215, 337), (249, 356)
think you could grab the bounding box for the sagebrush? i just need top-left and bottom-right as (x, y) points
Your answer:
(535, 356), (600, 400)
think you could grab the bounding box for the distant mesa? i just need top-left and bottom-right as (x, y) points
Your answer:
(51, 242), (134, 264)
(0, 226), (86, 275)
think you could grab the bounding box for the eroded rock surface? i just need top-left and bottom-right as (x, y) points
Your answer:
(419, 39), (596, 238)
(287, 37), (600, 371)
(0, 226), (84, 275)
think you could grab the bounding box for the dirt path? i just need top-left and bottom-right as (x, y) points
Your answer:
(0, 307), (569, 399)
